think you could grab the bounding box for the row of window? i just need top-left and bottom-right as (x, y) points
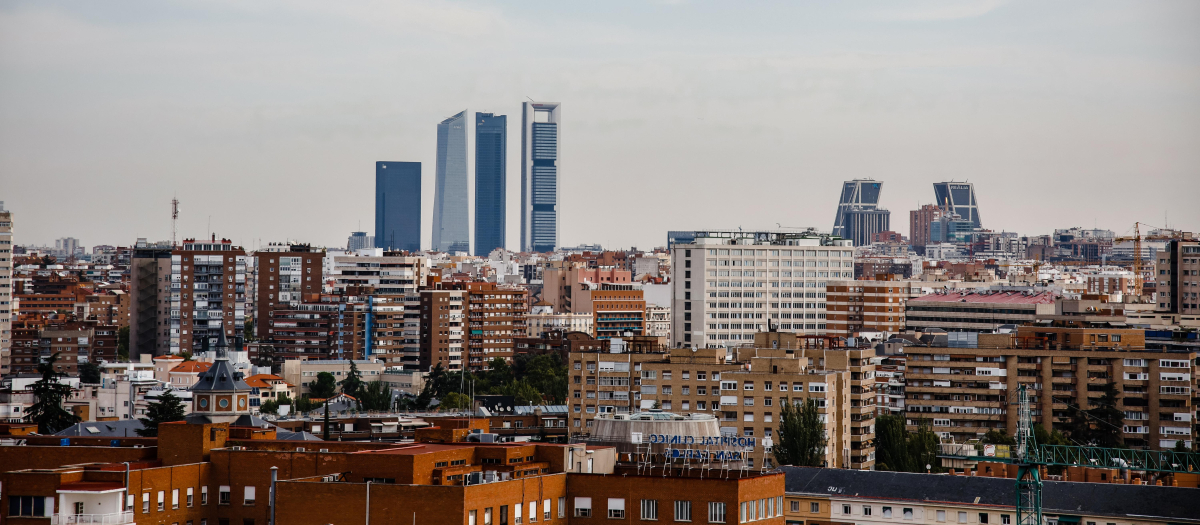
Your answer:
(839, 503), (1012, 525)
(127, 485), (253, 513)
(468, 498), (563, 525)
(575, 498), (733, 523)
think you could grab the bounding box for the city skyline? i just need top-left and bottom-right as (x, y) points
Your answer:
(1, 1), (1197, 249)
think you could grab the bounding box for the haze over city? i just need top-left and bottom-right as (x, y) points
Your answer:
(2, 0), (1198, 250)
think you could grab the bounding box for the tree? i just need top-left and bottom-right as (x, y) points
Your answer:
(179, 351), (193, 362)
(875, 414), (909, 472)
(907, 418), (943, 473)
(78, 362), (102, 384)
(1065, 382), (1123, 448)
(441, 392), (472, 410)
(515, 354), (568, 404)
(774, 399), (827, 467)
(136, 390), (187, 437)
(293, 395), (319, 414)
(244, 320), (256, 343)
(359, 381), (394, 412)
(309, 372), (337, 399)
(340, 361), (364, 399)
(260, 398), (280, 416)
(981, 429), (1016, 446)
(322, 401), (331, 440)
(1173, 439), (1190, 453)
(116, 326), (130, 362)
(26, 353), (81, 434)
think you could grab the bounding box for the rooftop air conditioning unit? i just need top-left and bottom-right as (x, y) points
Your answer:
(319, 448), (329, 453)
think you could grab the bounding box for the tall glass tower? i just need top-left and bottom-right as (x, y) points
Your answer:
(932, 181), (982, 229)
(375, 161), (421, 252)
(521, 101), (560, 253)
(475, 112), (507, 256)
(832, 179), (883, 239)
(433, 111), (469, 253)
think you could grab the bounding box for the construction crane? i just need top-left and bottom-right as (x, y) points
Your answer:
(1112, 222), (1146, 297)
(943, 384), (1200, 525)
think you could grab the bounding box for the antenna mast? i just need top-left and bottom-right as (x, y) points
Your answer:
(171, 196), (180, 245)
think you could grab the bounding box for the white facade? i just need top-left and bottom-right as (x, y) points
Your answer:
(671, 232), (854, 348)
(526, 312), (594, 337)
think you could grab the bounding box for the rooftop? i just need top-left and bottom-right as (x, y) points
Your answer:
(910, 290), (1057, 305)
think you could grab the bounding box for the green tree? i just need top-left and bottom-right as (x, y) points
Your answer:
(179, 351), (193, 362)
(136, 390), (187, 437)
(116, 326), (130, 362)
(1065, 382), (1123, 448)
(981, 429), (1016, 446)
(499, 379), (544, 406)
(774, 398), (827, 467)
(78, 362), (102, 384)
(515, 354), (568, 404)
(260, 398), (280, 416)
(26, 353), (81, 434)
(440, 392), (472, 410)
(293, 395), (318, 414)
(244, 320), (256, 342)
(359, 380), (394, 411)
(874, 414), (909, 472)
(1033, 423), (1069, 446)
(340, 361), (364, 399)
(309, 372), (337, 399)
(907, 418), (943, 473)
(1173, 439), (1190, 452)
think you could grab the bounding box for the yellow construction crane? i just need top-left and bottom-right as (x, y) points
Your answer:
(1114, 222), (1146, 298)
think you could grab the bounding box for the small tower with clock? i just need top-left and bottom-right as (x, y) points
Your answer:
(187, 330), (252, 424)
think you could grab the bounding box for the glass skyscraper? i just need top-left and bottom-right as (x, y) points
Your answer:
(474, 112), (507, 256)
(831, 179), (883, 239)
(432, 111), (469, 253)
(375, 161), (421, 252)
(521, 101), (560, 253)
(932, 181), (982, 229)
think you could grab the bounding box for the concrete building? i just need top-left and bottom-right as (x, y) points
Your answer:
(1085, 269), (1137, 296)
(421, 282), (528, 372)
(521, 101), (561, 253)
(252, 243), (324, 340)
(904, 290), (1056, 333)
(433, 111), (470, 254)
(932, 181), (982, 229)
(375, 161), (422, 252)
(904, 326), (1196, 450)
(843, 208), (892, 248)
(0, 209), (11, 374)
(526, 308), (594, 338)
(475, 112), (508, 256)
(346, 231), (374, 251)
(831, 179), (883, 240)
(646, 305), (671, 339)
(783, 468), (1200, 525)
(1155, 239), (1200, 316)
(281, 358), (385, 397)
(169, 237), (247, 354)
(670, 230), (855, 348)
(8, 315), (118, 375)
(128, 239), (174, 358)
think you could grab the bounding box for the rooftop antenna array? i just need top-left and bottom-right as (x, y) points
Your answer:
(171, 196), (180, 245)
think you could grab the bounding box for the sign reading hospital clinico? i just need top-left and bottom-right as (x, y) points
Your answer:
(641, 434), (758, 448)
(631, 433), (763, 462)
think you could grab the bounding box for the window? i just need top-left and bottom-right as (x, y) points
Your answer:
(560, 498), (566, 518)
(958, 512), (967, 523)
(173, 489), (180, 509)
(502, 506), (510, 525)
(708, 502), (726, 524)
(8, 496), (49, 517)
(143, 493), (150, 514)
(937, 511), (946, 522)
(790, 501), (799, 513)
(863, 506), (872, 516)
(517, 503), (524, 524)
(1001, 516), (1011, 525)
(219, 486), (231, 505)
(642, 500), (659, 520)
(904, 509), (914, 520)
(158, 491), (166, 511)
(811, 503), (820, 513)
(883, 507), (892, 518)
(740, 502), (747, 523)
(201, 487), (208, 506)
(471, 510), (478, 525)
(545, 499), (551, 521)
(485, 509), (493, 525)
(244, 486), (256, 506)
(610, 498), (626, 519)
(675, 501), (692, 522)
(187, 488), (194, 507)
(530, 502), (537, 522)
(980, 514), (989, 524)
(575, 498), (592, 518)
(843, 505), (851, 515)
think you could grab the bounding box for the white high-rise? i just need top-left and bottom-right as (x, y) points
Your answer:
(521, 101), (561, 253)
(433, 110), (470, 253)
(0, 208), (12, 374)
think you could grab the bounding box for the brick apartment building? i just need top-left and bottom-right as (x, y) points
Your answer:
(824, 276), (923, 337)
(7, 313), (118, 375)
(421, 282), (529, 371)
(129, 240), (174, 358)
(1156, 239), (1200, 317)
(904, 326), (1197, 450)
(169, 237), (247, 354)
(569, 331), (878, 470)
(0, 209), (12, 375)
(253, 243), (324, 340)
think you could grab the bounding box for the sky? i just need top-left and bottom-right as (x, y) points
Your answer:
(1, 0), (1198, 251)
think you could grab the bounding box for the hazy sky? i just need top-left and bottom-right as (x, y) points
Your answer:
(2, 0), (1198, 251)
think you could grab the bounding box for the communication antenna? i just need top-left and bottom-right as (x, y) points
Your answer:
(171, 196), (180, 245)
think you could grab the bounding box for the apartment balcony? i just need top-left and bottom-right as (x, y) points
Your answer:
(51, 513), (136, 525)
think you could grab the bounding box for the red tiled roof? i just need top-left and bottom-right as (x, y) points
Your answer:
(909, 291), (1057, 305)
(170, 361), (213, 373)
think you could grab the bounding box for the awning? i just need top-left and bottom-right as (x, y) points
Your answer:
(1055, 516), (1081, 523)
